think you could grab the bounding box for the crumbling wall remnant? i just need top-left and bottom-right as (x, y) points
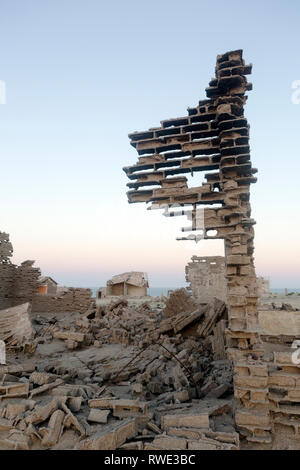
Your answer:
(124, 50), (280, 447)
(257, 276), (270, 297)
(31, 288), (92, 314)
(185, 256), (227, 303)
(0, 232), (41, 309)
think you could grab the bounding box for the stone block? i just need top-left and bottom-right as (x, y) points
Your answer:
(235, 410), (270, 428)
(87, 409), (110, 424)
(112, 399), (148, 418)
(161, 412), (209, 430)
(235, 375), (268, 389)
(76, 419), (137, 450)
(152, 435), (187, 450)
(41, 410), (64, 447)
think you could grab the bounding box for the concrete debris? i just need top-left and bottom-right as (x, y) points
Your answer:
(29, 371), (56, 385)
(61, 402), (85, 436)
(0, 290), (234, 450)
(197, 299), (227, 338)
(0, 341), (6, 365)
(186, 256), (227, 304)
(164, 289), (199, 319)
(0, 303), (34, 348)
(4, 50), (300, 450)
(41, 409), (64, 447)
(0, 382), (29, 399)
(75, 419), (138, 450)
(100, 272), (149, 298)
(87, 409), (110, 424)
(53, 331), (85, 343)
(112, 399), (148, 418)
(29, 379), (64, 398)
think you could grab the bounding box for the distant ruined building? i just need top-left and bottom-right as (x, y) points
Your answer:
(97, 272), (149, 299)
(185, 256), (227, 304)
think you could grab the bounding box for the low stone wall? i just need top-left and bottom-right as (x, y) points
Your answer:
(31, 288), (92, 313)
(259, 309), (300, 336)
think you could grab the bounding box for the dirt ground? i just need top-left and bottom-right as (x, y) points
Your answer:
(260, 292), (300, 310)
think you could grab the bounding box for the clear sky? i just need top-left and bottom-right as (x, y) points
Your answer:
(0, 0), (299, 288)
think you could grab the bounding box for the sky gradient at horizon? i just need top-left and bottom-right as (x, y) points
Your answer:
(0, 0), (299, 288)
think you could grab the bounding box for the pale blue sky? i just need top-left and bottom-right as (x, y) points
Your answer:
(0, 0), (299, 288)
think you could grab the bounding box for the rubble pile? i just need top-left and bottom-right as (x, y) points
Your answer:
(163, 289), (198, 318)
(0, 294), (235, 450)
(0, 303), (34, 349)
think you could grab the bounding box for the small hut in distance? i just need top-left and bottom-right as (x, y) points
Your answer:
(37, 276), (58, 295)
(97, 272), (148, 299)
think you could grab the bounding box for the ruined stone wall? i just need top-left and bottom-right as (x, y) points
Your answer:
(0, 232), (13, 263)
(0, 264), (15, 309)
(10, 262), (41, 307)
(233, 340), (300, 449)
(108, 283), (124, 296)
(0, 232), (41, 309)
(46, 280), (57, 295)
(126, 284), (147, 297)
(123, 50), (300, 448)
(185, 256), (227, 303)
(0, 233), (15, 308)
(31, 287), (92, 313)
(257, 276), (270, 297)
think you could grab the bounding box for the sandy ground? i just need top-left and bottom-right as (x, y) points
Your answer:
(95, 295), (166, 309)
(260, 292), (300, 310)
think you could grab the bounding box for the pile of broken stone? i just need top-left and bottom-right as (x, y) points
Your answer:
(0, 290), (237, 450)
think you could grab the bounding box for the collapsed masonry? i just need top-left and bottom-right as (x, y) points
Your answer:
(124, 50), (300, 448)
(0, 295), (238, 450)
(0, 286), (299, 450)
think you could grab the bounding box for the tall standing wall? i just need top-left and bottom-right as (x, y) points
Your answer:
(123, 50), (286, 447)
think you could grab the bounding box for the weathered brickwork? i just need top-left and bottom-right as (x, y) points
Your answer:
(124, 50), (291, 447)
(31, 288), (92, 314)
(0, 232), (41, 309)
(185, 256), (227, 303)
